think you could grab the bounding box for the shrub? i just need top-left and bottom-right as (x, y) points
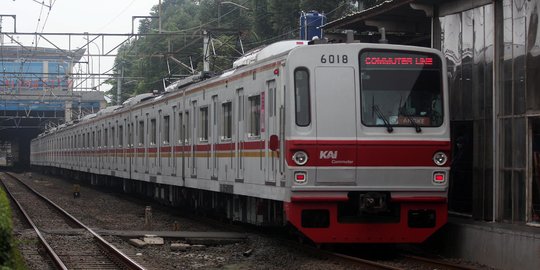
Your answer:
(0, 187), (24, 269)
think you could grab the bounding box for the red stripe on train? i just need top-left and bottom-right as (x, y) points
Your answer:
(286, 140), (451, 167)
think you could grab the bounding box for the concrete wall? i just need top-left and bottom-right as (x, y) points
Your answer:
(426, 218), (540, 270)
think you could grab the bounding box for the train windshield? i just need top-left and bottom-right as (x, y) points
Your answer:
(359, 50), (443, 129)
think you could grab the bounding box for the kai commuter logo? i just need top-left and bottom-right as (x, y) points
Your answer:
(320, 150), (338, 159)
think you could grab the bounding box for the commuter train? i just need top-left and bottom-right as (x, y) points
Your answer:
(31, 39), (450, 244)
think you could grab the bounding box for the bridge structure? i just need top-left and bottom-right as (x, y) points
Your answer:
(0, 20), (241, 168)
(0, 44), (106, 167)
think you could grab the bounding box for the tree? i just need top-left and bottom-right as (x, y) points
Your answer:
(107, 0), (203, 103)
(106, 0), (359, 104)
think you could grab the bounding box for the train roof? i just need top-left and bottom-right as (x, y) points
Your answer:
(122, 93), (155, 107)
(96, 105), (123, 116)
(34, 40), (313, 138)
(232, 40), (308, 68)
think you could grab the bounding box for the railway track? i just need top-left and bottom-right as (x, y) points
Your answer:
(397, 253), (482, 270)
(282, 236), (482, 269)
(0, 172), (146, 270)
(328, 248), (483, 270)
(3, 171), (486, 269)
(309, 247), (482, 270)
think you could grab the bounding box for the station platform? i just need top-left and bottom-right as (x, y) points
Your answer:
(424, 217), (540, 270)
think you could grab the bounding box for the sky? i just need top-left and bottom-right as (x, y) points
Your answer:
(2, 0), (159, 93)
(3, 0), (157, 34)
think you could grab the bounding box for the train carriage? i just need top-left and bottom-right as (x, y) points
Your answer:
(31, 39), (450, 244)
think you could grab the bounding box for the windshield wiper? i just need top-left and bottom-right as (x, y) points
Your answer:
(372, 105), (393, 133)
(400, 108), (422, 133)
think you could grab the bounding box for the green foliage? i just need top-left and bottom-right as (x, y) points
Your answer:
(107, 0), (359, 104)
(0, 187), (13, 267)
(0, 187), (24, 269)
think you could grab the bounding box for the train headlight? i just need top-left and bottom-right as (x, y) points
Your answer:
(292, 151), (309, 166)
(433, 152), (448, 166)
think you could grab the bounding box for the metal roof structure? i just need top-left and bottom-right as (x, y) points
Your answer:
(322, 0), (435, 46)
(0, 45), (85, 62)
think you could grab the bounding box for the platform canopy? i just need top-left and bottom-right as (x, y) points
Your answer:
(322, 0), (443, 46)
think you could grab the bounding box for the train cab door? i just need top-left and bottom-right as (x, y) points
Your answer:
(266, 80), (278, 184)
(236, 88), (245, 180)
(314, 67), (357, 184)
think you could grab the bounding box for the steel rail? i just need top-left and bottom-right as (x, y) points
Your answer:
(3, 172), (147, 270)
(0, 173), (68, 270)
(280, 238), (405, 270)
(400, 254), (480, 270)
(329, 251), (406, 270)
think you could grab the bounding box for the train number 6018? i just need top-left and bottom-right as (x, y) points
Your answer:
(320, 54), (348, 64)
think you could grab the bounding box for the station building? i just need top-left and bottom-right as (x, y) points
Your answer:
(324, 0), (539, 269)
(0, 45), (106, 167)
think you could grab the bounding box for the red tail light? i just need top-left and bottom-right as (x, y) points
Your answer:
(294, 171), (307, 184)
(433, 172), (446, 184)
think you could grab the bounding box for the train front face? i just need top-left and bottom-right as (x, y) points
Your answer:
(284, 43), (450, 244)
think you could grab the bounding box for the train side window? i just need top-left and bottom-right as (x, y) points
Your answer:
(150, 119), (157, 145)
(111, 127), (116, 148)
(178, 112), (184, 144)
(118, 125), (124, 146)
(248, 95), (261, 137)
(268, 80), (276, 117)
(127, 124), (132, 146)
(163, 115), (170, 145)
(186, 111), (191, 143)
(199, 107), (209, 142)
(97, 130), (102, 147)
(294, 68), (311, 126)
(104, 128), (109, 147)
(138, 120), (145, 146)
(221, 102), (232, 140)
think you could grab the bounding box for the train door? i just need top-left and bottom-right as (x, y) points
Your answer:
(128, 119), (134, 176)
(101, 123), (111, 169)
(314, 67), (357, 184)
(136, 116), (145, 174)
(212, 95), (219, 179)
(171, 106), (177, 177)
(145, 113), (150, 173)
(266, 80), (278, 184)
(161, 111), (172, 176)
(122, 118), (128, 172)
(236, 88), (245, 180)
(191, 101), (197, 177)
(183, 109), (189, 180)
(150, 111), (159, 176)
(111, 120), (119, 170)
(99, 124), (104, 172)
(92, 128), (96, 170)
(174, 109), (182, 178)
(109, 122), (113, 170)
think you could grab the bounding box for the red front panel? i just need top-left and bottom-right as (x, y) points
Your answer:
(286, 140), (451, 167)
(285, 200), (447, 243)
(285, 139), (450, 243)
